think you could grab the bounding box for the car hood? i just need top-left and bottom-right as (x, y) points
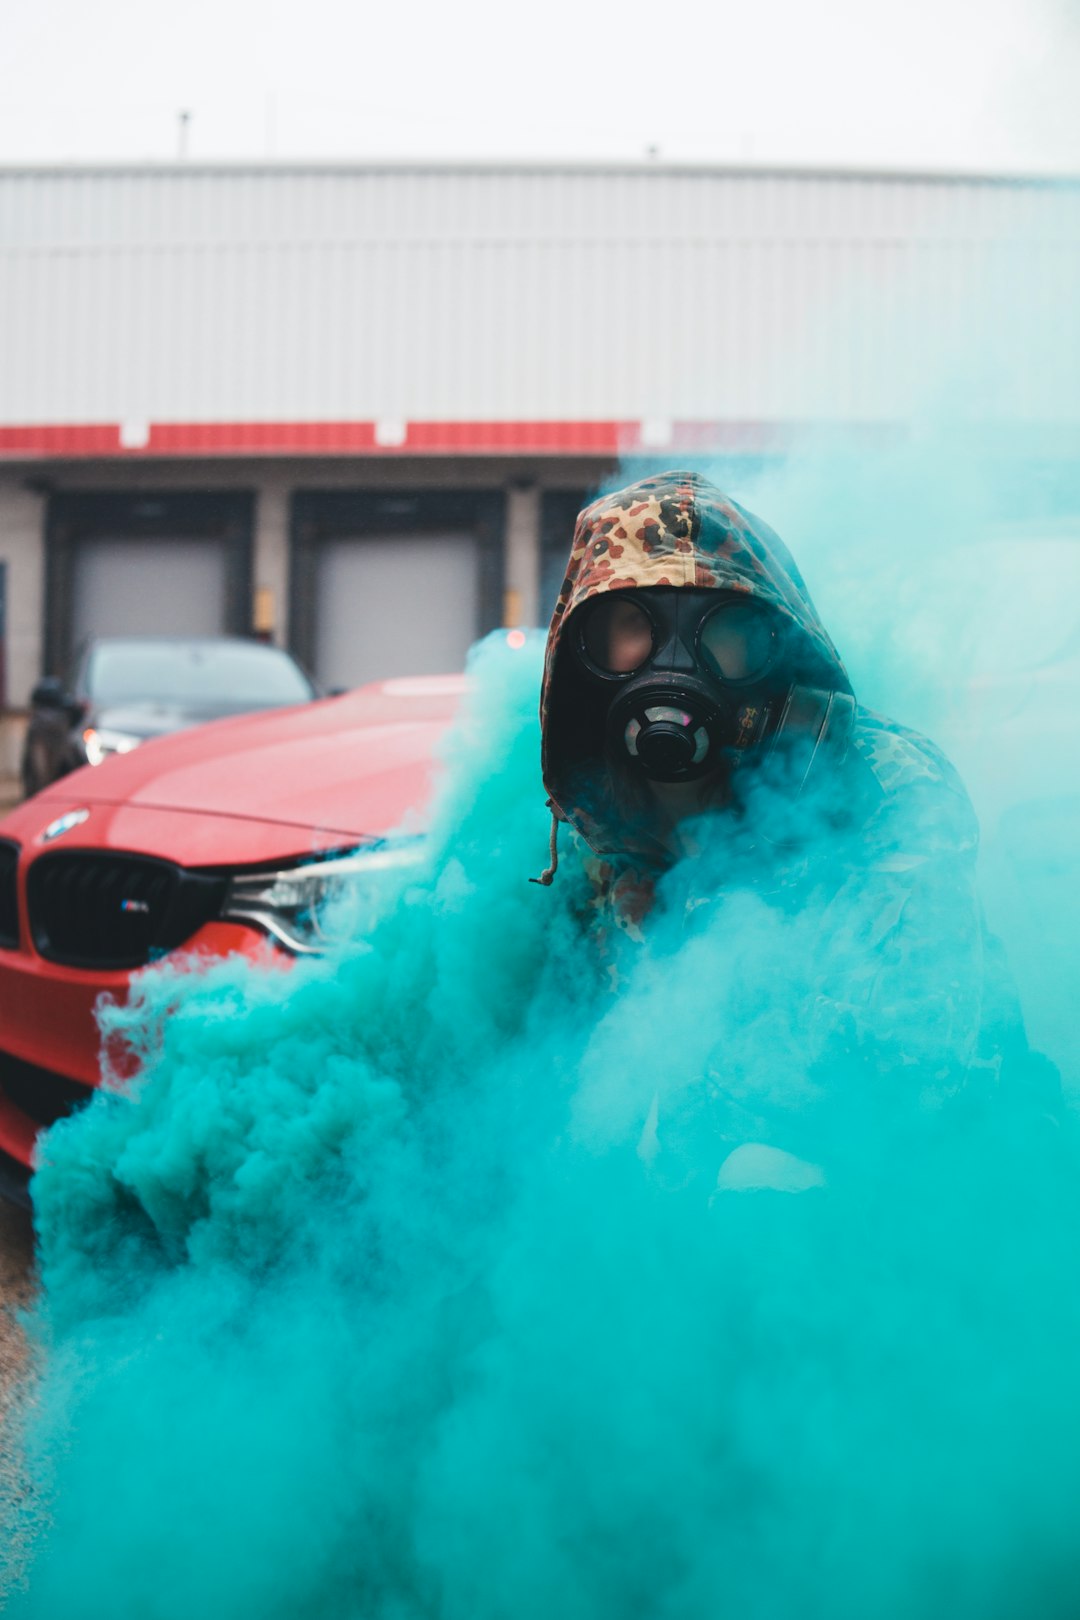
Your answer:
(90, 699), (299, 740)
(24, 677), (464, 843)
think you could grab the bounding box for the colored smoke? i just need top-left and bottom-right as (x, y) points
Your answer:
(5, 237), (1080, 1612)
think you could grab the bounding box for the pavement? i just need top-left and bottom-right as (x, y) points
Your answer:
(0, 1198), (34, 1587)
(0, 1196), (35, 1545)
(0, 771), (36, 1401)
(0, 773), (61, 1571)
(0, 1199), (33, 1376)
(0, 776), (43, 1528)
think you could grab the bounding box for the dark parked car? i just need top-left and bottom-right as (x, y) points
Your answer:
(22, 636), (321, 797)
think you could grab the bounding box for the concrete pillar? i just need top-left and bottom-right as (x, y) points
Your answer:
(503, 481), (541, 627)
(0, 474), (47, 704)
(0, 473), (47, 775)
(252, 474), (290, 648)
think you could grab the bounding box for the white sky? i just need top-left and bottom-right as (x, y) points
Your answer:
(2, 0), (1078, 173)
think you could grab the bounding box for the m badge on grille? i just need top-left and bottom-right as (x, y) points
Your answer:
(40, 808), (90, 844)
(120, 898), (151, 914)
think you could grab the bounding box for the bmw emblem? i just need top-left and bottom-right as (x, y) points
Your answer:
(40, 808), (90, 843)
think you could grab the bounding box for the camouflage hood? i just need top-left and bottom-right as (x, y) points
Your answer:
(540, 469), (853, 857)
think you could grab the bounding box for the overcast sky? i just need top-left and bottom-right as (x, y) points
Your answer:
(2, 0), (1078, 174)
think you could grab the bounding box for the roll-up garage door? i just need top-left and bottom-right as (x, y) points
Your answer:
(71, 536), (228, 646)
(314, 532), (481, 690)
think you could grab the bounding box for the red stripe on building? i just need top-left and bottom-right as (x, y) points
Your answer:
(403, 421), (634, 454)
(145, 421), (384, 454)
(145, 420), (640, 455)
(0, 424), (124, 456)
(0, 419), (830, 459)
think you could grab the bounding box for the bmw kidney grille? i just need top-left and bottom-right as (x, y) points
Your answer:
(27, 851), (227, 970)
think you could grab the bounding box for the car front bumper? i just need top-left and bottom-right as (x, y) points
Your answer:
(0, 920), (275, 1176)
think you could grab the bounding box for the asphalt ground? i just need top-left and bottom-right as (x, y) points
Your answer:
(0, 776), (80, 1469)
(0, 780), (86, 1579)
(0, 1195), (35, 1401)
(0, 766), (38, 1416)
(0, 1193), (36, 1579)
(0, 780), (36, 1424)
(0, 781), (46, 1564)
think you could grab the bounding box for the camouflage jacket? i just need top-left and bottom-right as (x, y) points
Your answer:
(539, 469), (992, 1084)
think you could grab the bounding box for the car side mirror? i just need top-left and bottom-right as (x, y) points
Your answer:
(31, 676), (67, 710)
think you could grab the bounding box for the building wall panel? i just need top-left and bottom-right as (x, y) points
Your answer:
(0, 164), (1078, 433)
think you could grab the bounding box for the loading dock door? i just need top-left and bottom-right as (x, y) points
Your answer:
(314, 533), (481, 689)
(71, 536), (228, 647)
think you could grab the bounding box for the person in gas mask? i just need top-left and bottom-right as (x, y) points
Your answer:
(536, 469), (1046, 1106)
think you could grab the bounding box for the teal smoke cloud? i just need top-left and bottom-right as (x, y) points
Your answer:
(4, 610), (1080, 1618)
(7, 213), (1080, 1612)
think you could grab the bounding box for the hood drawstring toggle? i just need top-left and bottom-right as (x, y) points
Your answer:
(530, 801), (561, 886)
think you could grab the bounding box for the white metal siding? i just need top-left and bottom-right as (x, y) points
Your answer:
(1, 163), (1078, 427)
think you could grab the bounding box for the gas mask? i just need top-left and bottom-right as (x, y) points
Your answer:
(572, 588), (855, 794)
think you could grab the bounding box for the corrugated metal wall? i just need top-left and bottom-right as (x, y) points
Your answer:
(1, 162), (1078, 427)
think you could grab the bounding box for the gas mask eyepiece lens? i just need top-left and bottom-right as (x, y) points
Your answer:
(580, 595), (654, 676)
(698, 600), (778, 683)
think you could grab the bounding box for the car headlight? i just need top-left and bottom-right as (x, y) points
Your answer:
(220, 838), (428, 955)
(83, 727), (142, 766)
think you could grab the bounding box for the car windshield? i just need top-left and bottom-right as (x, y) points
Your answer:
(84, 641), (316, 708)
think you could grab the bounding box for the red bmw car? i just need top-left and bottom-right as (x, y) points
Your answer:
(0, 674), (462, 1203)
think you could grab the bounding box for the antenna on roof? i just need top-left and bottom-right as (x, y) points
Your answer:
(177, 110), (191, 161)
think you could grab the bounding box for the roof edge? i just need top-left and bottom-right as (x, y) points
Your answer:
(0, 156), (1078, 189)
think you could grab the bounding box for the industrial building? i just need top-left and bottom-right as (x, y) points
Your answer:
(0, 159), (1077, 762)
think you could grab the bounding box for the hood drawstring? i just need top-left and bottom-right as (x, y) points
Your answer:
(530, 801), (560, 886)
